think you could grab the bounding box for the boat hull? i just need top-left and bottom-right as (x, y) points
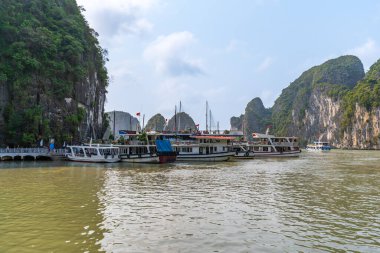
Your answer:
(120, 154), (160, 163)
(234, 151), (255, 159)
(158, 151), (177, 163)
(306, 147), (331, 151)
(66, 156), (120, 163)
(253, 151), (300, 158)
(176, 152), (234, 162)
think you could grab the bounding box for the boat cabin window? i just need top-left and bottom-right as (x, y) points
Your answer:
(73, 147), (85, 157)
(181, 147), (193, 153)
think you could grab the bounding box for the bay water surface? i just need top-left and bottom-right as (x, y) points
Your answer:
(0, 150), (379, 252)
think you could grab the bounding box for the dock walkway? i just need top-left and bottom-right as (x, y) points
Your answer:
(0, 148), (66, 161)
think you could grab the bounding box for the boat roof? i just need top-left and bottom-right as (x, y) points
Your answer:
(191, 135), (235, 140)
(68, 145), (119, 149)
(251, 133), (298, 139)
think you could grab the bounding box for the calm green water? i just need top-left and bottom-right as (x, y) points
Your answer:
(0, 150), (379, 253)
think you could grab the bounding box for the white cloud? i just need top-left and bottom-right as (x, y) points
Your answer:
(256, 57), (274, 72)
(77, 0), (156, 39)
(346, 38), (380, 70)
(144, 31), (204, 76)
(225, 40), (241, 52)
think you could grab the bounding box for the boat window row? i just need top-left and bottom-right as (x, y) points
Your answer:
(119, 146), (156, 155)
(199, 139), (222, 143)
(99, 148), (119, 155)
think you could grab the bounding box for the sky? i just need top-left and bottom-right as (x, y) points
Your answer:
(76, 0), (380, 130)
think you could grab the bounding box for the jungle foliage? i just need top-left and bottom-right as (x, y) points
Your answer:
(0, 0), (108, 146)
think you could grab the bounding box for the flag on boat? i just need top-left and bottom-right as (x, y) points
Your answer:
(136, 112), (140, 116)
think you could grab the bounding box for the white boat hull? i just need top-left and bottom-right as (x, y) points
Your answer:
(66, 155), (120, 163)
(253, 151), (300, 158)
(120, 154), (160, 163)
(234, 151), (255, 159)
(306, 148), (331, 152)
(177, 152), (234, 162)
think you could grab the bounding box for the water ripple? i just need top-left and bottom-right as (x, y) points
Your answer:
(97, 151), (380, 252)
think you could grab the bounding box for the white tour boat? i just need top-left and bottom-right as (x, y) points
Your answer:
(116, 132), (176, 163)
(65, 145), (120, 163)
(234, 132), (301, 158)
(306, 141), (331, 151)
(172, 134), (235, 162)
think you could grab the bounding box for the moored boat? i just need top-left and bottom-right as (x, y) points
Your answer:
(65, 145), (120, 163)
(116, 132), (176, 163)
(172, 134), (235, 162)
(306, 141), (331, 151)
(233, 132), (300, 158)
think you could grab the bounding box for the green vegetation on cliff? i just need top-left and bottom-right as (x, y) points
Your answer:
(243, 98), (272, 138)
(341, 59), (380, 129)
(0, 0), (108, 145)
(272, 55), (364, 136)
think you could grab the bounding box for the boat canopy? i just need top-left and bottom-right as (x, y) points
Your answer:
(156, 140), (174, 152)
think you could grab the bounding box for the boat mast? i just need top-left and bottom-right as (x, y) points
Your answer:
(174, 105), (177, 135)
(178, 101), (181, 132)
(209, 109), (212, 134)
(206, 101), (208, 132)
(142, 114), (145, 131)
(113, 110), (116, 140)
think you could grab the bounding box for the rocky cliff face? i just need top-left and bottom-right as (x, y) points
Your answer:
(230, 97), (271, 140)
(103, 111), (140, 140)
(231, 55), (380, 149)
(0, 0), (108, 145)
(341, 106), (380, 149)
(145, 114), (166, 131)
(302, 86), (343, 146)
(165, 112), (197, 132)
(272, 55), (365, 139)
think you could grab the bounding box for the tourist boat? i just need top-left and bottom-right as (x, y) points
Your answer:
(233, 132), (301, 158)
(306, 141), (331, 151)
(65, 145), (120, 163)
(171, 134), (235, 162)
(116, 132), (176, 163)
(232, 144), (255, 159)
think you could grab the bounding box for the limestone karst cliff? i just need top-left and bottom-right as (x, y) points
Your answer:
(230, 98), (271, 140)
(145, 114), (166, 131)
(231, 55), (380, 149)
(103, 111), (140, 140)
(165, 112), (197, 132)
(0, 0), (108, 145)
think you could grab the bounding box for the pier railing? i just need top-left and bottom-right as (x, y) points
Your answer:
(0, 148), (49, 154)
